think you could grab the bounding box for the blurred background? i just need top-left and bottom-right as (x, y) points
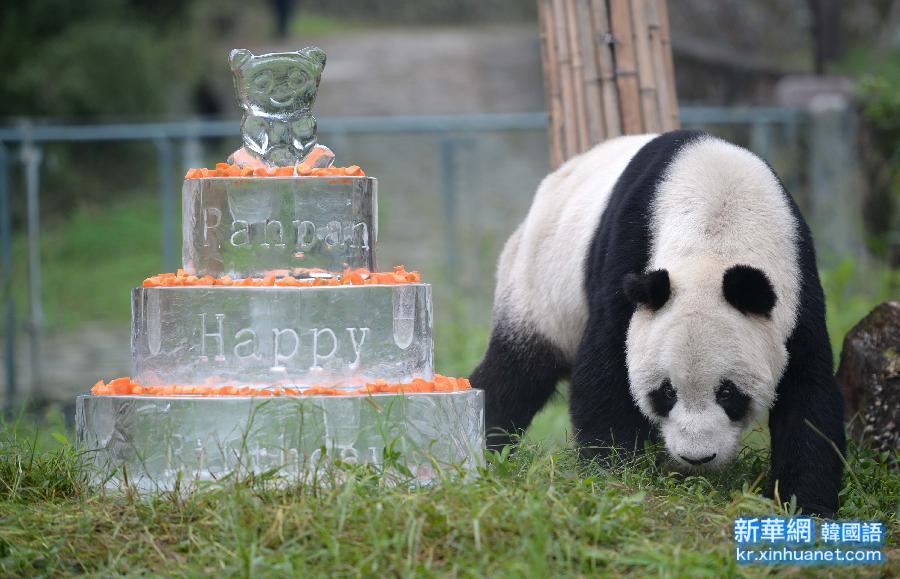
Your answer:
(0, 0), (897, 440)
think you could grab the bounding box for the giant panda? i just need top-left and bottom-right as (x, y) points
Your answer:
(471, 130), (846, 516)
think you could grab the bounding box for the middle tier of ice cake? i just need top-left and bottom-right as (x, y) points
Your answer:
(132, 284), (432, 389)
(183, 176), (377, 277)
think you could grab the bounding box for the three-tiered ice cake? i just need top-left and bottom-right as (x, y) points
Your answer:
(75, 47), (484, 491)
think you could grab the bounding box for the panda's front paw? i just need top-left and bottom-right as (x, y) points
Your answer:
(795, 499), (838, 519)
(767, 483), (839, 519)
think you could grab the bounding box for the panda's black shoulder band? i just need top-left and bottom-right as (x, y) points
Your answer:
(623, 269), (670, 311)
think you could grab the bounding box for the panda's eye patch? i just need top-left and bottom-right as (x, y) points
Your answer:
(717, 382), (735, 400)
(648, 379), (677, 417)
(663, 382), (677, 399)
(716, 380), (751, 421)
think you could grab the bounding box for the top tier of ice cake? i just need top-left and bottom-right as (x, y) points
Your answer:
(182, 175), (377, 277)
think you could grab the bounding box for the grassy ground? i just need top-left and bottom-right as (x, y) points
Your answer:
(0, 409), (896, 577)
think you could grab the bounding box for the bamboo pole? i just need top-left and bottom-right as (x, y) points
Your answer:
(551, 0), (579, 161)
(590, 0), (622, 138)
(538, 0), (680, 167)
(576, 0), (607, 143)
(539, 0), (565, 167)
(630, 0), (661, 132)
(608, 0), (643, 134)
(565, 0), (591, 153)
(656, 0), (680, 129)
(646, 1), (672, 132)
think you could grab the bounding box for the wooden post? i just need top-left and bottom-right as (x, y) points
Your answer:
(538, 0), (680, 168)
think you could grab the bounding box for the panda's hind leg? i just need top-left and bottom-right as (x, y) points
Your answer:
(470, 320), (569, 451)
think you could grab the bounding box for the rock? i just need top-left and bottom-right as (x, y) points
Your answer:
(835, 301), (900, 456)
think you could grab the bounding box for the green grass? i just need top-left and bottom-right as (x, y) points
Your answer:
(0, 413), (896, 577)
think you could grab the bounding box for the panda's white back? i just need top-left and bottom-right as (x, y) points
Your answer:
(495, 134), (656, 360)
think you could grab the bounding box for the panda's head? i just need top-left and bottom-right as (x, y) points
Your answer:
(624, 263), (787, 469)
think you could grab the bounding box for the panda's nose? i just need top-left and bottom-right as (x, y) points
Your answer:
(680, 453), (716, 465)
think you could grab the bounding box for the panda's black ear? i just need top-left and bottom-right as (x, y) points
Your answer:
(723, 265), (776, 317)
(623, 270), (670, 311)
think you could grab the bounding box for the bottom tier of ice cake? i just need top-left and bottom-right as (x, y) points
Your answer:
(76, 389), (484, 492)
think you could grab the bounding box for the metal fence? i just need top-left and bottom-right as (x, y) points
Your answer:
(2, 105), (859, 409)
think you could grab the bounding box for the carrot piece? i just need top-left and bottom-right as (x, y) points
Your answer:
(343, 165), (365, 176)
(304, 386), (344, 396)
(91, 380), (106, 394)
(343, 270), (364, 285)
(433, 375), (453, 392)
(410, 379), (434, 393)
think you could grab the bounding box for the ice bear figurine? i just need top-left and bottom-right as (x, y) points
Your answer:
(229, 47), (327, 167)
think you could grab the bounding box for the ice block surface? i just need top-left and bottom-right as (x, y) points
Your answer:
(183, 176), (376, 277)
(76, 390), (485, 491)
(132, 284), (432, 389)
